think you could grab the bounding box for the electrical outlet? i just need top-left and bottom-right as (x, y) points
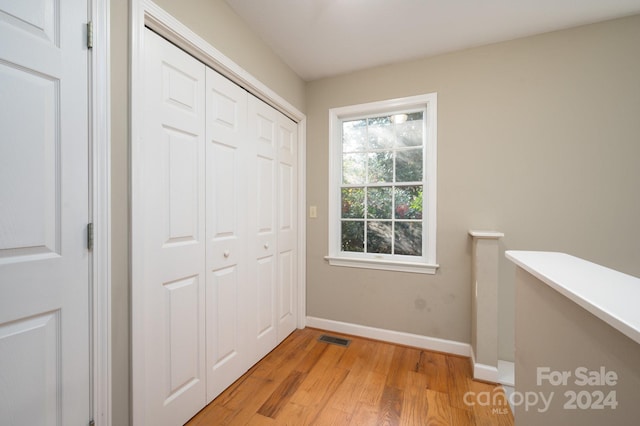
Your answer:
(309, 206), (317, 218)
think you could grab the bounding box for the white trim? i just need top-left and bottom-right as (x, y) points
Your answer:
(90, 0), (111, 425)
(473, 364), (500, 383)
(498, 360), (515, 387)
(468, 230), (504, 239)
(506, 250), (640, 346)
(324, 256), (438, 274)
(327, 94), (437, 273)
(131, 1), (307, 423)
(331, 94), (437, 119)
(470, 348), (500, 383)
(297, 119), (307, 328)
(139, 0), (304, 123)
(305, 316), (470, 357)
(130, 1), (146, 424)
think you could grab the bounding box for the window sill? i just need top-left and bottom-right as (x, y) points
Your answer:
(324, 256), (439, 275)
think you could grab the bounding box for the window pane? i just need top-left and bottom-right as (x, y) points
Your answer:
(367, 221), (392, 254)
(395, 112), (423, 147)
(367, 151), (393, 183)
(342, 221), (364, 252)
(395, 222), (422, 256)
(396, 148), (423, 182)
(341, 187), (364, 218)
(368, 116), (393, 149)
(394, 186), (423, 219)
(367, 186), (392, 219)
(342, 152), (366, 184)
(343, 119), (367, 152)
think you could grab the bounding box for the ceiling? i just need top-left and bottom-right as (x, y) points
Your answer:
(225, 0), (640, 81)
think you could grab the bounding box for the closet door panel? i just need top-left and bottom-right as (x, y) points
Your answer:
(165, 128), (199, 243)
(205, 68), (249, 402)
(141, 29), (207, 426)
(208, 139), (241, 267)
(278, 250), (295, 339)
(248, 97), (278, 363)
(277, 118), (298, 341)
(256, 257), (276, 336)
(256, 155), (277, 255)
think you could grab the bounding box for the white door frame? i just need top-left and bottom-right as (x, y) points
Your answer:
(130, 1), (306, 424)
(90, 0), (112, 425)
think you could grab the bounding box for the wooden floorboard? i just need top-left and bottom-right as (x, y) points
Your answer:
(257, 370), (306, 418)
(186, 328), (514, 425)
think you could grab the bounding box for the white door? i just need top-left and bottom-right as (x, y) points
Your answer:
(138, 29), (207, 426)
(248, 97), (279, 363)
(275, 110), (298, 343)
(0, 0), (91, 425)
(205, 68), (249, 402)
(247, 97), (298, 364)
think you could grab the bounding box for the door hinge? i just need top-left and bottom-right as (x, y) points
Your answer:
(87, 21), (93, 49)
(87, 223), (94, 251)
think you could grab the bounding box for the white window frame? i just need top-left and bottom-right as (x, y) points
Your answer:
(326, 93), (438, 274)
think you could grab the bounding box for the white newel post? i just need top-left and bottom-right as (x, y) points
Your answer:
(469, 230), (504, 382)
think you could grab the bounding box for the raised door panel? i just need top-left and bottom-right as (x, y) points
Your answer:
(0, 61), (59, 260)
(278, 250), (295, 341)
(207, 142), (240, 262)
(139, 29), (206, 426)
(0, 0), (90, 424)
(257, 155), (276, 246)
(164, 127), (200, 245)
(256, 256), (276, 337)
(208, 267), (239, 363)
(0, 0), (57, 44)
(205, 68), (249, 402)
(0, 312), (60, 425)
(163, 276), (201, 404)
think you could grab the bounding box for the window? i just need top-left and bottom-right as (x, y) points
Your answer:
(326, 94), (438, 274)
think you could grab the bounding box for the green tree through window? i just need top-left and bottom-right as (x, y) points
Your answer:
(340, 112), (424, 256)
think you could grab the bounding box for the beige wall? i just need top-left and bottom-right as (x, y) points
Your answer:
(109, 1), (306, 424)
(306, 15), (640, 361)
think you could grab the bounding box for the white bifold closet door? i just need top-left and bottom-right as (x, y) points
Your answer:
(139, 29), (297, 426)
(141, 30), (207, 426)
(247, 97), (298, 365)
(205, 68), (250, 402)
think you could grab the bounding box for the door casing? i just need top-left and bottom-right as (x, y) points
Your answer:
(90, 0), (112, 425)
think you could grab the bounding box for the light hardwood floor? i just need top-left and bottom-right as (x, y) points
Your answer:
(186, 328), (514, 425)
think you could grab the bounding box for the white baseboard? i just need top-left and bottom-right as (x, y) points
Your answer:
(305, 316), (471, 357)
(498, 360), (515, 386)
(470, 348), (499, 383)
(473, 363), (500, 383)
